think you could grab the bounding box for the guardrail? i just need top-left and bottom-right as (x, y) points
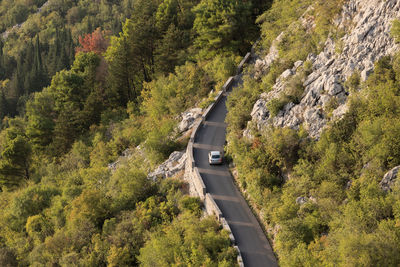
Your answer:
(235, 246), (245, 267)
(185, 45), (255, 266)
(223, 77), (235, 92)
(205, 193), (222, 220)
(202, 90), (224, 120)
(237, 52), (251, 75)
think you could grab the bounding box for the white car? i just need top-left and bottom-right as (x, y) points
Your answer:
(208, 151), (223, 165)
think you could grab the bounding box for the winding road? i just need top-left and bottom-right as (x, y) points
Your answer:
(193, 80), (278, 267)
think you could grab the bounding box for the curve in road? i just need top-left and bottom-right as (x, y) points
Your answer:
(193, 83), (278, 267)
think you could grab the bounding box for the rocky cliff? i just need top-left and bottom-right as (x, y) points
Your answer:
(247, 0), (400, 139)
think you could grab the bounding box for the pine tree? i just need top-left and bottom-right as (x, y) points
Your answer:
(26, 91), (55, 149)
(8, 55), (24, 114)
(105, 30), (137, 107)
(66, 29), (75, 66)
(34, 35), (42, 72)
(0, 120), (31, 188)
(22, 40), (34, 94)
(155, 24), (183, 73)
(105, 0), (160, 109)
(46, 28), (74, 77)
(0, 39), (4, 80)
(192, 0), (253, 57)
(0, 90), (8, 123)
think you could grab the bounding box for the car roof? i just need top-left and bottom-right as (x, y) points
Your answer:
(210, 151), (221, 156)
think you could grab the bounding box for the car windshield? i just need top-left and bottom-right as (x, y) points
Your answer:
(212, 155), (220, 159)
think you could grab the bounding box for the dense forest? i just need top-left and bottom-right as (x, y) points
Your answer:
(3, 0), (399, 266)
(0, 0), (270, 265)
(226, 0), (400, 266)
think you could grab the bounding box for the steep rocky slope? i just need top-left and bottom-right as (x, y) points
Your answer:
(247, 0), (400, 138)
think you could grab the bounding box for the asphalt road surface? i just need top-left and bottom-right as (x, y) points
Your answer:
(193, 86), (278, 267)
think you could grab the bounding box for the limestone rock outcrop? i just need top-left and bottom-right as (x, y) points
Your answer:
(296, 196), (308, 205)
(248, 0), (400, 139)
(178, 108), (203, 133)
(380, 166), (400, 192)
(148, 151), (187, 181)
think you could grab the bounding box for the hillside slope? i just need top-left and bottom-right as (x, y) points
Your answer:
(0, 0), (267, 265)
(250, 0), (399, 138)
(4, 0), (400, 265)
(226, 0), (400, 265)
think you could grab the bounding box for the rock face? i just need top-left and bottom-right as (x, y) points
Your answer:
(254, 32), (282, 80)
(380, 166), (400, 192)
(296, 196), (308, 205)
(248, 0), (400, 139)
(253, 5), (315, 80)
(148, 151), (187, 181)
(178, 108), (202, 133)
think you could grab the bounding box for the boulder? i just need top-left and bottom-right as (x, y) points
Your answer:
(380, 166), (400, 192)
(296, 196), (308, 205)
(178, 108), (202, 133)
(361, 67), (374, 81)
(148, 151), (187, 181)
(250, 99), (269, 123)
(294, 60), (304, 69)
(309, 196), (317, 203)
(280, 69), (293, 80)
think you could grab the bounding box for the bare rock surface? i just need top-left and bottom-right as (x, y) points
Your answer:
(148, 151), (187, 181)
(178, 108), (202, 133)
(296, 196), (308, 205)
(248, 0), (400, 139)
(380, 166), (400, 192)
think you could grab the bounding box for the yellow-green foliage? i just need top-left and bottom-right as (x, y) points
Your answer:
(138, 212), (237, 267)
(257, 0), (313, 49)
(0, 0), (267, 265)
(391, 19), (400, 43)
(226, 4), (400, 266)
(257, 0), (346, 77)
(199, 90), (218, 109)
(227, 52), (400, 266)
(266, 98), (285, 117)
(226, 75), (263, 136)
(344, 71), (361, 92)
(278, 22), (317, 64)
(314, 0), (347, 41)
(204, 54), (241, 89)
(141, 62), (212, 120)
(0, 149), (233, 266)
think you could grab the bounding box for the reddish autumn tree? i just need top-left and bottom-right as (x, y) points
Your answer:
(76, 28), (109, 55)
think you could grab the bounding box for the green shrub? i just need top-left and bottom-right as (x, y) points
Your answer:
(267, 98), (287, 117)
(260, 61), (290, 90)
(390, 19), (400, 43)
(226, 76), (262, 134)
(344, 71), (361, 92)
(303, 60), (313, 74)
(199, 90), (218, 109)
(257, 0), (313, 49)
(278, 23), (317, 64)
(324, 97), (339, 118)
(286, 74), (305, 104)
